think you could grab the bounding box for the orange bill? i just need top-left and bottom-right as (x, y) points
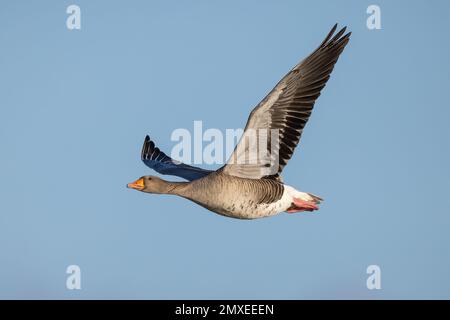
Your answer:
(127, 178), (144, 190)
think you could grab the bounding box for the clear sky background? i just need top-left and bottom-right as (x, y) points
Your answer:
(1, 0), (449, 299)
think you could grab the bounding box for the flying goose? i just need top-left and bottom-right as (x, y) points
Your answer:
(127, 24), (350, 219)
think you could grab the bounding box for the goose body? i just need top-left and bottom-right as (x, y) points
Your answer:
(127, 24), (350, 219)
(169, 172), (318, 219)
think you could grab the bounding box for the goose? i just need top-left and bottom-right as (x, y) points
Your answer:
(127, 24), (350, 219)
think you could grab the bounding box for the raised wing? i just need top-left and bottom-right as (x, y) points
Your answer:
(222, 24), (350, 180)
(141, 135), (213, 181)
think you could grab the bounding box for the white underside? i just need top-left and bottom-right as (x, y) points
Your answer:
(244, 185), (315, 219)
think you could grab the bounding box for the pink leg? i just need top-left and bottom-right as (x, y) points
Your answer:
(287, 197), (319, 214)
(286, 208), (308, 213)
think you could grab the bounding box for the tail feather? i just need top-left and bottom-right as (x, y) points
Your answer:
(284, 186), (323, 213)
(306, 192), (323, 204)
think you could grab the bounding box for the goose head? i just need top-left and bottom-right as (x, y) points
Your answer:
(127, 176), (170, 194)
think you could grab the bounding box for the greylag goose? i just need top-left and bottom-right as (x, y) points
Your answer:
(127, 24), (350, 219)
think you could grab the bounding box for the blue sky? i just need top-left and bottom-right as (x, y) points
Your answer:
(1, 0), (449, 299)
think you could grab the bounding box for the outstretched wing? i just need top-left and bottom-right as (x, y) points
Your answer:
(141, 135), (213, 181)
(221, 24), (351, 180)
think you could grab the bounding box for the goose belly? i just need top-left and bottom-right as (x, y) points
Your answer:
(204, 187), (293, 219)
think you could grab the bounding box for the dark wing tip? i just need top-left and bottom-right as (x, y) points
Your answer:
(331, 25), (348, 40)
(319, 24), (338, 47)
(321, 24), (351, 55)
(141, 135), (153, 160)
(141, 135), (165, 162)
(319, 24), (350, 49)
(330, 23), (338, 34)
